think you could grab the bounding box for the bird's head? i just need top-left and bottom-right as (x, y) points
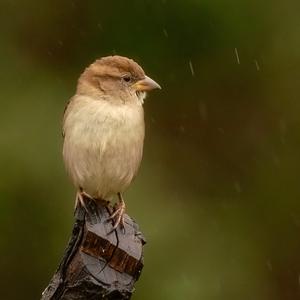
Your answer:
(76, 56), (161, 104)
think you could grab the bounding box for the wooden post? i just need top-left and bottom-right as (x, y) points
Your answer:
(41, 198), (146, 300)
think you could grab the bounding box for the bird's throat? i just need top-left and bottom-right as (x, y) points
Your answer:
(136, 91), (147, 105)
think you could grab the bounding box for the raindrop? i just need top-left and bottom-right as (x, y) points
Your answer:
(254, 59), (260, 71)
(234, 48), (240, 64)
(266, 259), (273, 271)
(97, 23), (103, 31)
(163, 28), (168, 38)
(188, 60), (195, 76)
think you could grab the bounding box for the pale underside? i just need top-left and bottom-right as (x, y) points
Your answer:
(63, 95), (145, 200)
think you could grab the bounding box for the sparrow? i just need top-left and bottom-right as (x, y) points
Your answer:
(62, 56), (161, 230)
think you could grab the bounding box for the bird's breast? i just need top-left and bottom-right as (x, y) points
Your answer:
(63, 96), (145, 199)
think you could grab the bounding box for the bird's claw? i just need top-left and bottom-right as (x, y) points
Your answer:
(107, 194), (126, 233)
(75, 190), (94, 212)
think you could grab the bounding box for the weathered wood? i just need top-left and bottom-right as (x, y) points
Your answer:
(41, 198), (146, 300)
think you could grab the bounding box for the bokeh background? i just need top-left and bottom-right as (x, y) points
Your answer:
(1, 0), (300, 299)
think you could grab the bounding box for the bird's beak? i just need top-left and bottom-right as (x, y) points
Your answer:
(133, 76), (161, 91)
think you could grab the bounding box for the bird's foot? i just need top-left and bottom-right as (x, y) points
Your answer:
(75, 189), (94, 212)
(107, 193), (126, 232)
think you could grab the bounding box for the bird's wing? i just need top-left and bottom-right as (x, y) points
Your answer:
(62, 97), (74, 138)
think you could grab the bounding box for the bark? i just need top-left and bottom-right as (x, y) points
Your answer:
(41, 198), (146, 300)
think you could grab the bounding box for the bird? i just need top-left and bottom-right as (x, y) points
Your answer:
(62, 55), (161, 230)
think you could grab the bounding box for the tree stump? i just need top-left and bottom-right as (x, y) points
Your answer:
(41, 198), (146, 300)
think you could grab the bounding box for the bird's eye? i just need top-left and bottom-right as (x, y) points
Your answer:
(122, 75), (132, 83)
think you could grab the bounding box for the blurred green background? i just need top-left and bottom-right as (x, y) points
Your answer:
(1, 0), (300, 299)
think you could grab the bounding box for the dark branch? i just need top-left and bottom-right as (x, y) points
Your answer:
(41, 199), (146, 300)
